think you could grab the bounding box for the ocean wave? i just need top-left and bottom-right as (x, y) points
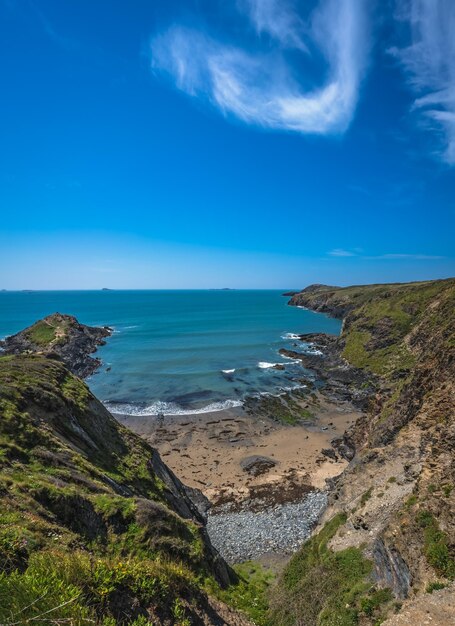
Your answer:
(255, 381), (308, 397)
(221, 369), (236, 374)
(281, 332), (301, 340)
(111, 324), (139, 334)
(105, 398), (242, 417)
(258, 361), (287, 369)
(301, 342), (323, 356)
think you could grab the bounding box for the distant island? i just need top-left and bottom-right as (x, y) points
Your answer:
(0, 277), (454, 625)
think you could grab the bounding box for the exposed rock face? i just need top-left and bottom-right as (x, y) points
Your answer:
(271, 278), (455, 625)
(278, 332), (376, 411)
(0, 354), (240, 623)
(240, 455), (278, 477)
(381, 583), (455, 626)
(0, 312), (111, 377)
(289, 284), (359, 318)
(372, 539), (412, 599)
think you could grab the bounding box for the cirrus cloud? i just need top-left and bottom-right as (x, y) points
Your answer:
(151, 0), (371, 135)
(392, 0), (455, 164)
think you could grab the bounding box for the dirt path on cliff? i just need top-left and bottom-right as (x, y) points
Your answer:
(382, 584), (455, 626)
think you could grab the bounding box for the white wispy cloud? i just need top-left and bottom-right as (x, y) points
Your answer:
(151, 0), (371, 135)
(392, 0), (455, 164)
(328, 250), (444, 260)
(378, 253), (444, 260)
(238, 0), (308, 51)
(328, 248), (357, 257)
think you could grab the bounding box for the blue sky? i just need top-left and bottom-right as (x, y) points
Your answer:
(0, 0), (454, 289)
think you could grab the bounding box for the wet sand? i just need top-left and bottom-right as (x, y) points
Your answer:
(116, 392), (361, 509)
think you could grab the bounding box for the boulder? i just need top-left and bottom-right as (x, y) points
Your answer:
(240, 455), (278, 477)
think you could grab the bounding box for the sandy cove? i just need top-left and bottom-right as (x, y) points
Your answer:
(117, 392), (361, 511)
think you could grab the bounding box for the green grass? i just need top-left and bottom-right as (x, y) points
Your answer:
(360, 488), (373, 507)
(417, 511), (455, 580)
(426, 581), (447, 593)
(269, 513), (393, 626)
(298, 279), (454, 378)
(0, 550), (199, 626)
(0, 354), (239, 623)
(342, 331), (415, 377)
(209, 561), (275, 626)
(24, 320), (57, 347)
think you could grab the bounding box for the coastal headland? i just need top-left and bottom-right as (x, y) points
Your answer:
(1, 277), (454, 625)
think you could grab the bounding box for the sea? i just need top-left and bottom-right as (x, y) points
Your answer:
(0, 290), (341, 416)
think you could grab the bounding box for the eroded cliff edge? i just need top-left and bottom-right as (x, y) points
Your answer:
(0, 312), (112, 377)
(0, 353), (248, 625)
(271, 278), (455, 625)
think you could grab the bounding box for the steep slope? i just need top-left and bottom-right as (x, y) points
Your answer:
(0, 354), (246, 625)
(0, 313), (112, 377)
(271, 279), (455, 625)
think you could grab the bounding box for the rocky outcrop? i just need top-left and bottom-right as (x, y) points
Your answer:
(289, 284), (359, 318)
(278, 332), (376, 410)
(372, 539), (412, 599)
(0, 354), (241, 624)
(0, 312), (111, 377)
(272, 278), (455, 625)
(381, 583), (455, 626)
(240, 455), (278, 477)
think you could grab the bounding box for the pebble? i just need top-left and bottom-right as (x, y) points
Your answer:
(206, 491), (327, 562)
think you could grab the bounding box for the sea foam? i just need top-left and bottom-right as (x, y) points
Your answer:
(281, 332), (301, 340)
(105, 398), (242, 417)
(258, 361), (287, 369)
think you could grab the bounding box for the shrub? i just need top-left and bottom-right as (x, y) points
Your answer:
(417, 510), (455, 580)
(269, 513), (393, 626)
(426, 581), (447, 593)
(0, 550), (200, 625)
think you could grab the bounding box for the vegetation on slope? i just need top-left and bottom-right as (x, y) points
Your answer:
(277, 278), (455, 625)
(290, 278), (455, 377)
(0, 312), (112, 377)
(269, 514), (395, 626)
(0, 355), (235, 625)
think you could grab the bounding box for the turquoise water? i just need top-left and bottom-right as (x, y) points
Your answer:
(0, 290), (341, 415)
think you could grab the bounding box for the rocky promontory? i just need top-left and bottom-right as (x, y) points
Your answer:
(0, 312), (112, 377)
(270, 278), (455, 625)
(0, 352), (244, 624)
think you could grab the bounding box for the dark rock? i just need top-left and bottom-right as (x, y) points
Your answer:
(372, 539), (411, 599)
(0, 313), (112, 378)
(321, 448), (338, 461)
(331, 434), (356, 461)
(240, 455), (278, 477)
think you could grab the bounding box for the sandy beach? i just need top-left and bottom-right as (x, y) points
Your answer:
(117, 391), (361, 510)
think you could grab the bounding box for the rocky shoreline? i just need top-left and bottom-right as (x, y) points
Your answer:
(2, 310), (370, 565)
(2, 278), (453, 625)
(207, 490), (328, 562)
(0, 312), (112, 378)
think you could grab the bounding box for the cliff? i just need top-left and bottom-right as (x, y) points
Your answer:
(0, 353), (248, 625)
(271, 278), (455, 625)
(0, 312), (112, 377)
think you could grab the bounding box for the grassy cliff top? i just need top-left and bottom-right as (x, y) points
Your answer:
(0, 313), (112, 377)
(0, 354), (236, 625)
(290, 278), (455, 377)
(275, 278), (455, 625)
(6, 313), (88, 349)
